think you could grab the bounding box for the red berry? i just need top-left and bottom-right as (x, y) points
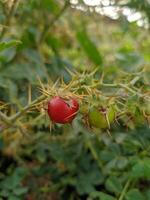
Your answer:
(47, 96), (79, 124)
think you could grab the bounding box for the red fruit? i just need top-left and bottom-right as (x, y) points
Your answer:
(48, 96), (79, 124)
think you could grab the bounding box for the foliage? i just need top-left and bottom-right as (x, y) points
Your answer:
(0, 0), (150, 199)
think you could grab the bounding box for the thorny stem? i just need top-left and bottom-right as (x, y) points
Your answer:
(0, 95), (46, 127)
(0, 111), (12, 126)
(69, 72), (143, 97)
(9, 95), (46, 122)
(91, 82), (149, 100)
(0, 72), (149, 131)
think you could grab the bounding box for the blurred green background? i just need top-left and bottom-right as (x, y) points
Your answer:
(0, 0), (150, 199)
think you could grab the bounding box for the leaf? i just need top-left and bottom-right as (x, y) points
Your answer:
(100, 150), (116, 162)
(131, 158), (150, 179)
(41, 0), (60, 14)
(90, 191), (116, 200)
(145, 189), (150, 200)
(6, 80), (18, 102)
(0, 189), (10, 197)
(105, 176), (123, 194)
(46, 35), (62, 51)
(108, 143), (121, 155)
(76, 167), (104, 195)
(116, 157), (128, 169)
(125, 189), (145, 200)
(0, 48), (16, 63)
(46, 56), (73, 82)
(1, 167), (28, 190)
(35, 144), (47, 163)
(76, 173), (95, 195)
(103, 158), (117, 174)
(0, 40), (21, 52)
(76, 29), (103, 66)
(13, 187), (28, 196)
(116, 51), (144, 71)
(1, 63), (46, 83)
(22, 49), (42, 64)
(8, 195), (20, 200)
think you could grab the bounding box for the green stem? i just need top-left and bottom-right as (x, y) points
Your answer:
(118, 84), (136, 95)
(9, 95), (46, 122)
(0, 0), (19, 38)
(0, 95), (46, 131)
(86, 138), (103, 169)
(94, 82), (145, 98)
(39, 0), (70, 43)
(0, 111), (11, 126)
(118, 179), (131, 200)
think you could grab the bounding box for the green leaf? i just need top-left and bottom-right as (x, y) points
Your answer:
(90, 191), (116, 200)
(116, 157), (128, 169)
(125, 189), (145, 200)
(1, 63), (46, 83)
(8, 195), (20, 200)
(76, 29), (103, 66)
(41, 0), (60, 14)
(6, 80), (18, 102)
(100, 150), (116, 162)
(0, 189), (10, 197)
(131, 158), (150, 179)
(145, 189), (150, 200)
(75, 164), (104, 195)
(0, 48), (16, 63)
(13, 187), (28, 196)
(76, 174), (95, 195)
(46, 35), (62, 51)
(116, 51), (144, 71)
(1, 167), (28, 190)
(105, 176), (123, 194)
(36, 145), (47, 163)
(0, 40), (21, 52)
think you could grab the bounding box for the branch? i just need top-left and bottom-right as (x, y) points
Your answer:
(0, 0), (19, 39)
(39, 0), (70, 43)
(9, 95), (46, 122)
(0, 111), (12, 126)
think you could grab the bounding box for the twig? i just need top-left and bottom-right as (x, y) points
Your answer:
(86, 138), (103, 169)
(0, 111), (11, 126)
(39, 0), (70, 43)
(0, 0), (19, 38)
(0, 94), (46, 129)
(9, 95), (46, 122)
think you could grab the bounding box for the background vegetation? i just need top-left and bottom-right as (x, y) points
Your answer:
(0, 0), (150, 199)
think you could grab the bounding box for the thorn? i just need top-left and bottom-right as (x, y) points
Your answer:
(90, 68), (98, 76)
(60, 76), (65, 85)
(65, 67), (76, 76)
(28, 84), (32, 104)
(52, 77), (60, 90)
(105, 113), (110, 129)
(49, 121), (53, 133)
(64, 111), (78, 120)
(100, 71), (104, 84)
(107, 129), (112, 137)
(37, 75), (45, 91)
